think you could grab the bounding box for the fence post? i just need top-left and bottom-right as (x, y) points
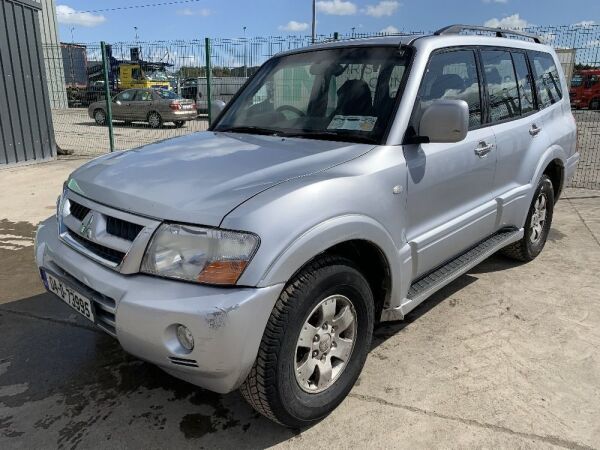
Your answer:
(100, 41), (115, 152)
(205, 37), (212, 126)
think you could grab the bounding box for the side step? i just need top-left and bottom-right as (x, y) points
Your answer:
(381, 229), (523, 321)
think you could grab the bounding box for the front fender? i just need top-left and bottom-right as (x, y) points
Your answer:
(256, 214), (402, 288)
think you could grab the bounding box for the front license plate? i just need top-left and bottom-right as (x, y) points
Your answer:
(46, 272), (95, 323)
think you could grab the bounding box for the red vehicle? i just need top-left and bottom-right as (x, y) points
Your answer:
(570, 69), (600, 110)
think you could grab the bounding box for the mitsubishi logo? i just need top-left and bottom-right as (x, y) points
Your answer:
(79, 212), (95, 240)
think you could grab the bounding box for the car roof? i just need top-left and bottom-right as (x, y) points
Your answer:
(275, 24), (552, 57)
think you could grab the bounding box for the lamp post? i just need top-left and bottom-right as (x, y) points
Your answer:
(243, 26), (248, 78)
(311, 0), (316, 44)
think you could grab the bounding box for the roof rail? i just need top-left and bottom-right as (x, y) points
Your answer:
(434, 24), (542, 44)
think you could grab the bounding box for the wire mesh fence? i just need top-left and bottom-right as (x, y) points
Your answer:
(42, 25), (600, 188)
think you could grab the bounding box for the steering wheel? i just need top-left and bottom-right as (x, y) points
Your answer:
(276, 105), (305, 118)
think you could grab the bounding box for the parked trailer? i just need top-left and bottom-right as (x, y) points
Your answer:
(181, 77), (248, 113)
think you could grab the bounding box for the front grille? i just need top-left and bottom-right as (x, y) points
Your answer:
(69, 201), (90, 221)
(67, 230), (126, 265)
(106, 216), (144, 241)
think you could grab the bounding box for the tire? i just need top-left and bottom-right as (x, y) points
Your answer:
(240, 255), (374, 428)
(147, 111), (163, 129)
(502, 174), (554, 262)
(174, 120), (185, 128)
(590, 98), (600, 110)
(94, 109), (106, 126)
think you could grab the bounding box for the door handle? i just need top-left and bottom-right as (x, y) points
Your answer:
(474, 142), (494, 157)
(529, 124), (542, 136)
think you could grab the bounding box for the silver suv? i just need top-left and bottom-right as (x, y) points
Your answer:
(35, 26), (578, 427)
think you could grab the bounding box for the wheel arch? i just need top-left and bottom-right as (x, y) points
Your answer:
(543, 158), (565, 203)
(249, 215), (403, 320)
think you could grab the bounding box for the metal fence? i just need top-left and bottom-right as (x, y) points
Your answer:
(42, 25), (600, 189)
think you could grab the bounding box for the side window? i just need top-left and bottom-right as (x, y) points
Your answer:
(481, 50), (520, 122)
(115, 90), (136, 102)
(511, 52), (535, 114)
(418, 50), (482, 129)
(530, 51), (562, 108)
(131, 68), (142, 80)
(135, 90), (153, 101)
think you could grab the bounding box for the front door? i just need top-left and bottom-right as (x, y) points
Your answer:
(405, 48), (497, 278)
(112, 90), (136, 120)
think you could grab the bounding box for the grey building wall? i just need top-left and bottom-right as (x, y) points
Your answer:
(0, 0), (56, 165)
(35, 0), (67, 108)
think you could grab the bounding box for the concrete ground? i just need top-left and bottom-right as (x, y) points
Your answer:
(1, 159), (599, 449)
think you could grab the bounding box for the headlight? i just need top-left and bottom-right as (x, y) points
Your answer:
(56, 183), (68, 222)
(141, 223), (259, 285)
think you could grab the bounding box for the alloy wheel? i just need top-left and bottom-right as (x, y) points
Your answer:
(529, 192), (547, 244)
(295, 294), (357, 393)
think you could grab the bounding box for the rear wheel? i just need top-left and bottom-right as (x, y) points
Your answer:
(147, 111), (163, 128)
(502, 174), (554, 262)
(94, 109), (106, 126)
(174, 120), (185, 128)
(240, 255), (374, 428)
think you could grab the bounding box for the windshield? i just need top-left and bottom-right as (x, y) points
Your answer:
(145, 70), (169, 81)
(571, 75), (583, 87)
(213, 46), (411, 144)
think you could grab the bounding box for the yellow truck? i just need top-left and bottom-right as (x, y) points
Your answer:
(118, 63), (171, 90)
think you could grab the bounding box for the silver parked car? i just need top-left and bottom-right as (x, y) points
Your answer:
(88, 88), (197, 128)
(37, 25), (578, 427)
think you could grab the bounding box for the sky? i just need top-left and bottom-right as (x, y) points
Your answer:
(55, 0), (600, 43)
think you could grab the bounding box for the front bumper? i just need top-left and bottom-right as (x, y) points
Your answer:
(35, 217), (283, 393)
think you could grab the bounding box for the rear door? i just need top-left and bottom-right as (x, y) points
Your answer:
(130, 89), (154, 122)
(488, 49), (559, 229)
(405, 48), (498, 277)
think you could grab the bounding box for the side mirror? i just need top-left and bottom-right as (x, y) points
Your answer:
(210, 99), (226, 118)
(416, 99), (469, 144)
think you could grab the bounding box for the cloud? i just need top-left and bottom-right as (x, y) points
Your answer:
(482, 0), (508, 3)
(364, 1), (399, 17)
(176, 7), (211, 17)
(279, 21), (309, 32)
(316, 0), (357, 16)
(56, 5), (106, 27)
(484, 13), (529, 30)
(574, 20), (596, 28)
(380, 25), (399, 34)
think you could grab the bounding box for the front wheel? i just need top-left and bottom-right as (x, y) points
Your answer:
(240, 255), (374, 428)
(502, 174), (554, 262)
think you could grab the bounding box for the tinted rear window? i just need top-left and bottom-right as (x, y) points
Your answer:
(154, 90), (180, 100)
(529, 51), (562, 108)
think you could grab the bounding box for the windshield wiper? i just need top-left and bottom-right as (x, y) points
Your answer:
(283, 130), (378, 144)
(215, 126), (283, 136)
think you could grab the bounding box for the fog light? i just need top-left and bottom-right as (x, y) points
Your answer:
(176, 324), (194, 351)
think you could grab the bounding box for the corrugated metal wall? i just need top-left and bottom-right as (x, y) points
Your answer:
(35, 0), (67, 108)
(0, 0), (55, 165)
